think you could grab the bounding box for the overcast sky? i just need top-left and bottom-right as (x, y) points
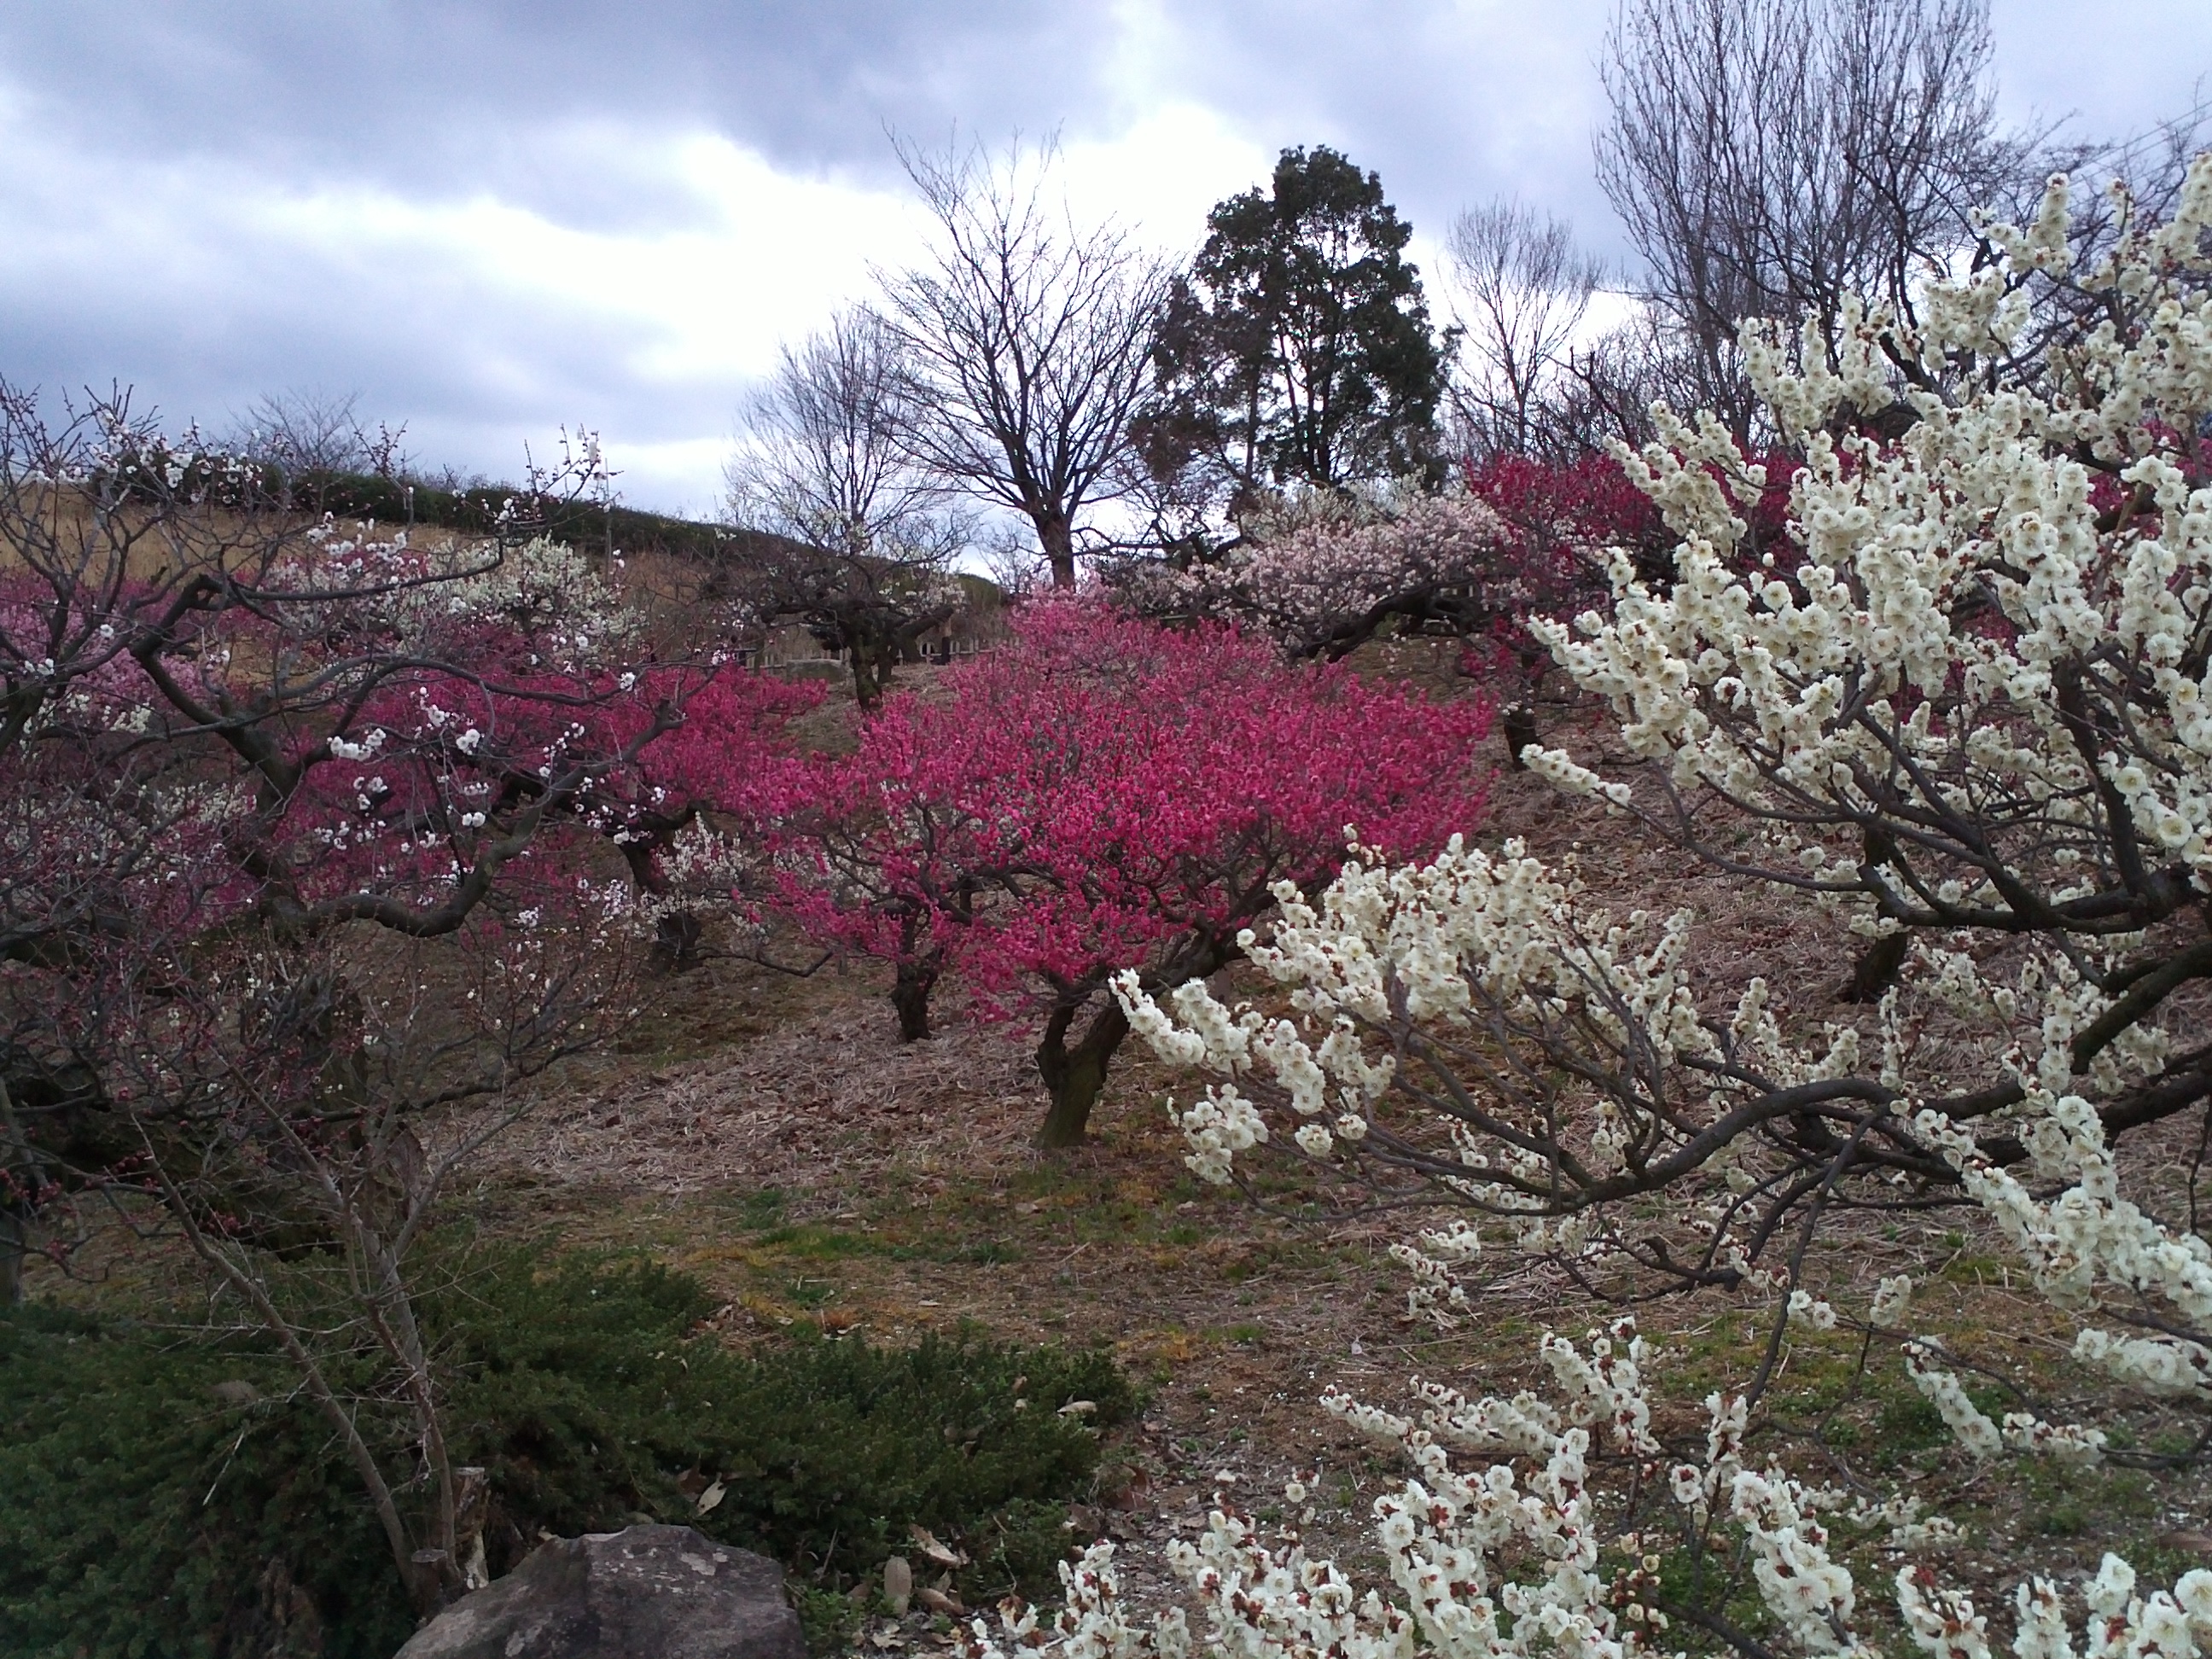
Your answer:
(1, 3), (2206, 516)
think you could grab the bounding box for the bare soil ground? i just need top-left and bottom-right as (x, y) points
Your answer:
(434, 679), (2212, 1647)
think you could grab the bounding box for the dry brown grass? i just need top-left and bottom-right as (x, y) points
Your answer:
(417, 696), (2212, 1630)
(25, 646), (2211, 1638)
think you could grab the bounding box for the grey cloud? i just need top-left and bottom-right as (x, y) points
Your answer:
(9, 1), (2203, 244)
(3, 0), (2207, 512)
(1125, 0), (1625, 258)
(0, 131), (720, 493)
(0, 2), (1121, 229)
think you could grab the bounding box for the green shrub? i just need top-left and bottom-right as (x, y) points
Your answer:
(0, 1302), (413, 1659)
(0, 1254), (1135, 1658)
(444, 1254), (1136, 1589)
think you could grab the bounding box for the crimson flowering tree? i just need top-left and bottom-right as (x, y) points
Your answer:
(0, 387), (805, 1614)
(1460, 451), (1669, 754)
(774, 601), (1492, 1145)
(585, 663), (824, 966)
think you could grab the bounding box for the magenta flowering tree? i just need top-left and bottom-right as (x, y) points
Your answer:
(0, 387), (808, 1614)
(775, 600), (1493, 1145)
(579, 662), (824, 967)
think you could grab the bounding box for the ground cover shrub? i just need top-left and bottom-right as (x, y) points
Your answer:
(0, 1253), (1133, 1658)
(447, 1254), (1138, 1592)
(0, 1301), (413, 1659)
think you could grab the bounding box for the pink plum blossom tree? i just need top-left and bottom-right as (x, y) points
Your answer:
(773, 599), (1492, 1145)
(0, 387), (805, 1615)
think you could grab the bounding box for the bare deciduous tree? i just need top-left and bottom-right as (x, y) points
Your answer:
(1597, 0), (2026, 434)
(878, 137), (1167, 589)
(726, 308), (972, 705)
(729, 310), (950, 561)
(1442, 200), (1607, 461)
(231, 387), (371, 472)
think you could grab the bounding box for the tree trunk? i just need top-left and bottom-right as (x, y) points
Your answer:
(1033, 999), (1131, 1148)
(1500, 701), (1540, 768)
(651, 910), (704, 974)
(1844, 827), (1909, 1003)
(1036, 512), (1077, 591)
(1, 1074), (43, 1304)
(851, 642), (894, 709)
(892, 960), (936, 1043)
(1844, 929), (1910, 1003)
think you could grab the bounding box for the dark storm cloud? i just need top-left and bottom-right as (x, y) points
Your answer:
(1115, 0), (1622, 252)
(0, 2), (1136, 507)
(0, 0), (1627, 249)
(5, 0), (2206, 262)
(0, 125), (691, 445)
(0, 2), (1119, 228)
(1, 1), (2207, 510)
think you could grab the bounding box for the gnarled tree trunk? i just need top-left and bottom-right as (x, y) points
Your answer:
(1033, 998), (1131, 1148)
(1037, 513), (1078, 591)
(893, 959), (938, 1043)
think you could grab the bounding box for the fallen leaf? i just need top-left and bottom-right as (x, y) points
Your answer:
(917, 1587), (966, 1617)
(1104, 1468), (1151, 1511)
(908, 1524), (969, 1569)
(696, 1477), (725, 1515)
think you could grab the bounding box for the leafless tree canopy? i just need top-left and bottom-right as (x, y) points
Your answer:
(1597, 0), (2025, 434)
(726, 308), (970, 704)
(728, 308), (956, 562)
(229, 386), (375, 472)
(877, 137), (1167, 588)
(1442, 200), (1607, 461)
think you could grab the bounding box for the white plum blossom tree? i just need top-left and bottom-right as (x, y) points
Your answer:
(1029, 156), (2212, 1659)
(1114, 489), (1521, 662)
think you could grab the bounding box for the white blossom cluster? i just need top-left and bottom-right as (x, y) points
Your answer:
(1092, 157), (2212, 1659)
(1895, 1555), (2212, 1659)
(1914, 1094), (2212, 1400)
(1114, 830), (1864, 1285)
(963, 1319), (2203, 1659)
(1119, 492), (1521, 658)
(1533, 162), (2212, 933)
(274, 526), (643, 672)
(958, 1321), (2000, 1659)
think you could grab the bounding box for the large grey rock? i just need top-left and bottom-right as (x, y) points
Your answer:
(393, 1525), (806, 1659)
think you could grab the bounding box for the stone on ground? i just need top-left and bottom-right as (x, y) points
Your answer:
(393, 1524), (806, 1659)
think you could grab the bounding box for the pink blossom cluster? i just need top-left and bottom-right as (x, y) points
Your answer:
(1121, 492), (1527, 661)
(1115, 456), (1671, 684)
(769, 598), (1493, 1042)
